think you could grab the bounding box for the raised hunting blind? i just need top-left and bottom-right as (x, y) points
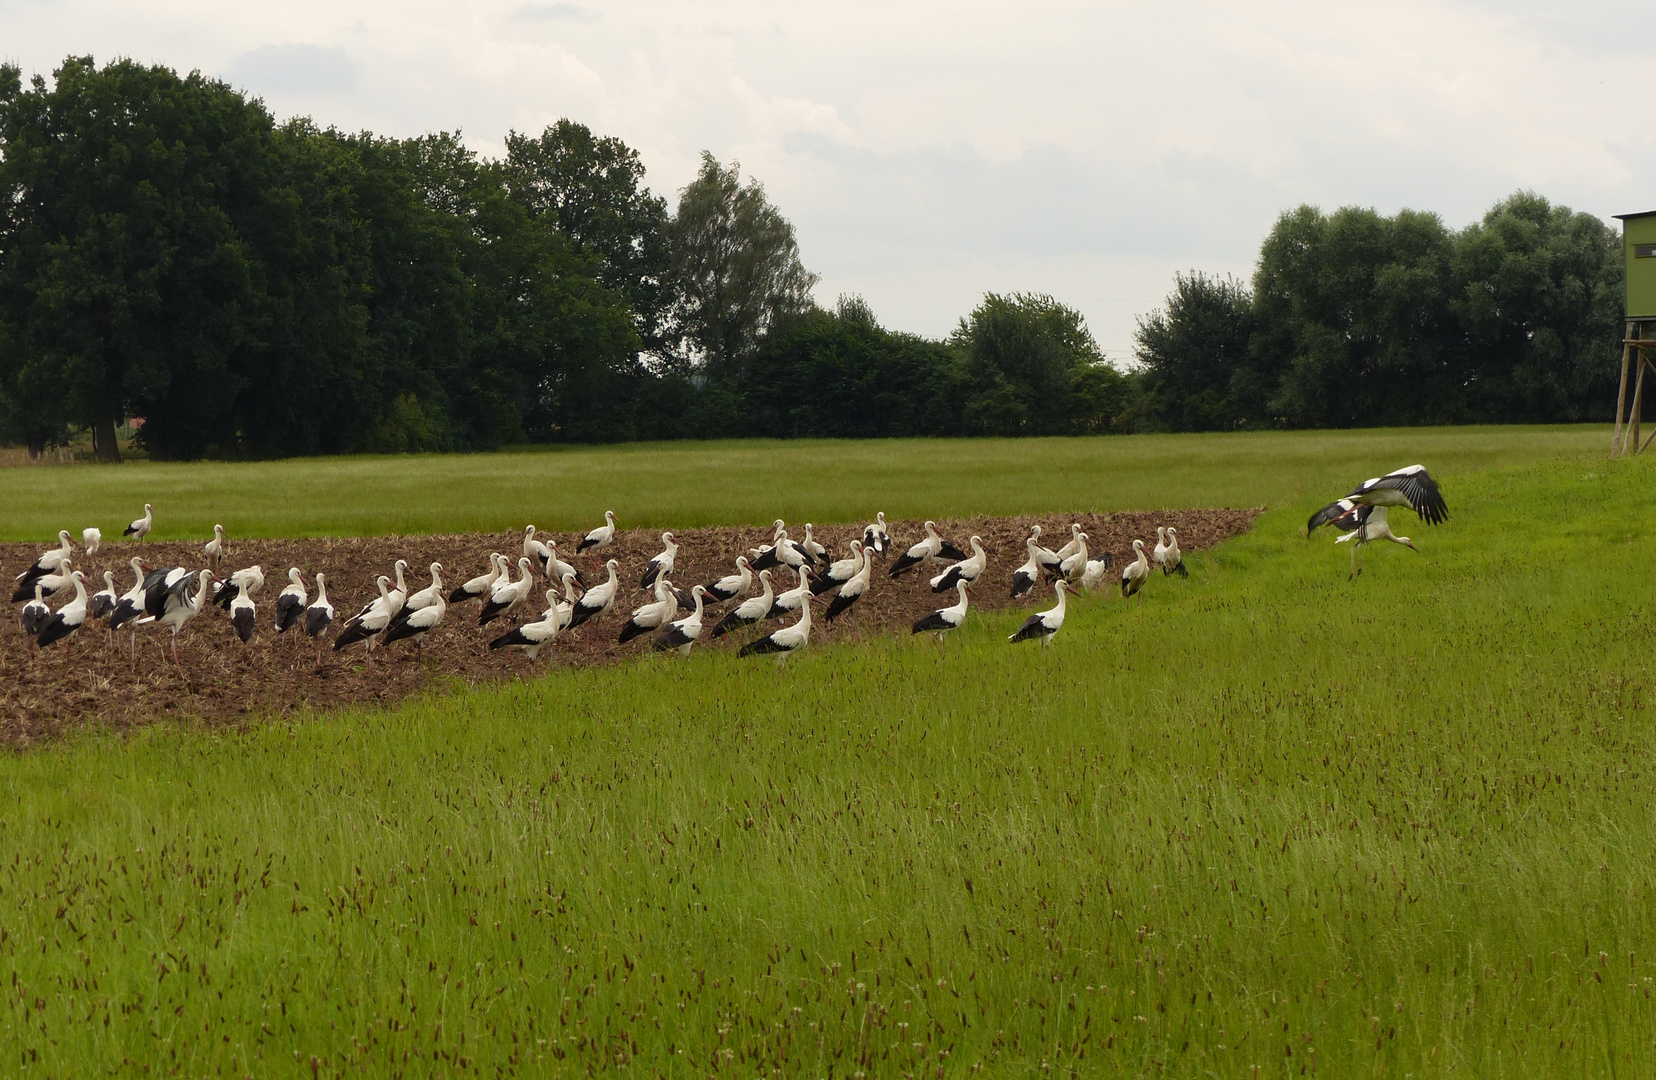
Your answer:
(1611, 211), (1656, 454)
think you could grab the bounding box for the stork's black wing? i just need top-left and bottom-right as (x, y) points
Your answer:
(1349, 465), (1448, 525)
(1307, 498), (1362, 536)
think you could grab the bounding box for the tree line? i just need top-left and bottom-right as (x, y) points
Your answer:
(0, 57), (1625, 461)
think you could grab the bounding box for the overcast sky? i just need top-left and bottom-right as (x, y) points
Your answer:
(5, 0), (1653, 358)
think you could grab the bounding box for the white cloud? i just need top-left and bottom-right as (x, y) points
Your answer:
(5, 0), (1653, 351)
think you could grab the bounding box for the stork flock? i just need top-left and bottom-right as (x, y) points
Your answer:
(9, 465), (1448, 669)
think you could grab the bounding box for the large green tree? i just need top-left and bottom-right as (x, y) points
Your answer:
(668, 153), (818, 380)
(1133, 273), (1261, 430)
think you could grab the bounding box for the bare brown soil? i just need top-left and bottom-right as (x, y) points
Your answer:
(1, 510), (1259, 744)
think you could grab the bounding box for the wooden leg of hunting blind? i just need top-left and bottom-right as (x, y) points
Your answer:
(1632, 356), (1647, 455)
(1613, 323), (1633, 455)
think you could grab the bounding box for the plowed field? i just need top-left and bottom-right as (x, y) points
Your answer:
(2, 509), (1258, 742)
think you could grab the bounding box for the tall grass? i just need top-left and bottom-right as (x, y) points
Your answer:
(0, 424), (1610, 539)
(2, 444), (1652, 1075)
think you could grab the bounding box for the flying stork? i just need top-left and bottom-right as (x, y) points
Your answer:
(1325, 502), (1417, 579)
(1308, 464), (1448, 535)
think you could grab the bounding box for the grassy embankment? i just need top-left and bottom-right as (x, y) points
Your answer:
(4, 427), (1654, 1077)
(0, 424), (1609, 539)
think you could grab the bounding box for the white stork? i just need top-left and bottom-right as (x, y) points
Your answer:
(1079, 552), (1115, 593)
(489, 595), (562, 660)
(765, 565), (812, 620)
(824, 546), (873, 623)
(564, 559), (621, 630)
(1153, 527), (1188, 577)
(382, 591), (446, 653)
(889, 521), (950, 578)
(739, 589), (812, 659)
(333, 575), (395, 654)
(1308, 464), (1448, 535)
(641, 532), (677, 590)
(618, 577), (680, 644)
(1058, 533), (1090, 583)
(752, 527), (811, 573)
(89, 571), (118, 620)
(449, 554), (504, 605)
(36, 571), (91, 650)
(304, 573), (334, 640)
(862, 513), (890, 558)
(20, 583), (50, 640)
(711, 569), (776, 637)
(523, 525), (551, 566)
(913, 580), (970, 646)
(811, 541), (865, 596)
(82, 527), (101, 557)
(478, 557), (534, 627)
(545, 571), (580, 630)
(1011, 526), (1060, 601)
(274, 568), (308, 633)
(653, 585), (709, 656)
(702, 555), (753, 604)
(12, 530), (72, 593)
(228, 570), (261, 643)
(108, 558), (149, 631)
(123, 504), (152, 543)
(800, 524), (828, 565)
(214, 565), (265, 611)
(1331, 504), (1417, 579)
(1009, 579), (1070, 647)
(389, 562), (444, 631)
(577, 510), (617, 555)
(203, 524), (227, 569)
(15, 558), (74, 604)
(542, 540), (583, 588)
(932, 535), (987, 593)
(138, 569), (215, 665)
(1121, 539), (1150, 600)
(1052, 524), (1085, 564)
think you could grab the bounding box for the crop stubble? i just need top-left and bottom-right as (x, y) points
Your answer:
(1, 509), (1257, 741)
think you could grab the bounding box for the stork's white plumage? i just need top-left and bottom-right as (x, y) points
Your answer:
(811, 541), (865, 596)
(541, 540), (583, 589)
(389, 562), (444, 632)
(800, 524), (828, 565)
(382, 591), (446, 651)
(489, 595), (562, 660)
(1308, 464), (1448, 534)
(1053, 524), (1084, 564)
(203, 524), (227, 569)
(123, 503), (153, 542)
(577, 510), (617, 555)
(931, 535), (987, 593)
(214, 565), (266, 610)
(12, 530), (72, 593)
(139, 569), (215, 665)
(1009, 579), (1070, 647)
(739, 587), (811, 658)
(889, 520), (947, 578)
(20, 583), (49, 640)
(752, 528), (811, 572)
(1010, 526), (1059, 601)
(228, 571), (261, 643)
(862, 512), (890, 558)
(523, 525), (550, 566)
(702, 555), (752, 604)
(478, 558), (534, 627)
(1058, 533), (1090, 583)
(765, 565), (812, 620)
(564, 559), (621, 630)
(89, 571), (118, 620)
(36, 571), (91, 649)
(387, 559), (410, 615)
(641, 532), (678, 590)
(82, 527), (102, 557)
(653, 585), (708, 656)
(544, 572), (579, 630)
(1079, 552), (1114, 593)
(913, 580), (970, 644)
(332, 575), (395, 653)
(824, 545), (873, 623)
(449, 554), (505, 605)
(304, 573), (334, 639)
(1157, 527), (1187, 577)
(618, 577), (680, 644)
(712, 569), (776, 637)
(15, 558), (74, 604)
(1121, 539), (1150, 600)
(108, 558), (149, 631)
(1332, 505), (1417, 579)
(274, 568), (308, 633)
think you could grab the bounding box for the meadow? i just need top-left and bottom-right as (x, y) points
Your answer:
(3, 426), (1653, 1077)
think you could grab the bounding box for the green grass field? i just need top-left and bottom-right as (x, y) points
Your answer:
(0, 424), (1611, 540)
(4, 428), (1654, 1077)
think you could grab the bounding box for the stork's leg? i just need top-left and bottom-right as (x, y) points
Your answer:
(171, 634), (180, 667)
